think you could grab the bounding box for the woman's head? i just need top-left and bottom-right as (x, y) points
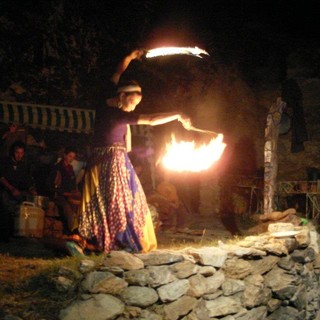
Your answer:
(117, 80), (142, 112)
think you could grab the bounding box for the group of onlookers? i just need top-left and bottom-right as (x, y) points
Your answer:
(0, 122), (89, 255)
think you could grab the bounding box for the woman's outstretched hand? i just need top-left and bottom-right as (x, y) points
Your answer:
(112, 49), (145, 85)
(129, 49), (144, 61)
(178, 114), (192, 130)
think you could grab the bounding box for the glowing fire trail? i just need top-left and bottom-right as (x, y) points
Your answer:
(162, 134), (226, 172)
(146, 47), (209, 59)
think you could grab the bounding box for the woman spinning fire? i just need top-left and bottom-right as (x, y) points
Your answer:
(79, 49), (191, 253)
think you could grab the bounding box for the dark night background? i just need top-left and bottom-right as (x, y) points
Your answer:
(1, 0), (320, 180)
(1, 0), (319, 106)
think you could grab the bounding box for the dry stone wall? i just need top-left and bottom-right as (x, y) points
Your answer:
(58, 223), (320, 320)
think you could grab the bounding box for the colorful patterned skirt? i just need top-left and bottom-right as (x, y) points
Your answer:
(78, 145), (157, 253)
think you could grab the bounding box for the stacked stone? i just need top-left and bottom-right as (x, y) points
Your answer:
(58, 223), (320, 320)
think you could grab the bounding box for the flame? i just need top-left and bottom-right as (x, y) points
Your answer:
(146, 46), (209, 58)
(162, 134), (226, 172)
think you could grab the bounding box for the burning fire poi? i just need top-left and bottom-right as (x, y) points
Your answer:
(146, 46), (209, 59)
(162, 134), (226, 172)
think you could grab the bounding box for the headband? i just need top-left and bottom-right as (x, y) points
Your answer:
(117, 84), (142, 94)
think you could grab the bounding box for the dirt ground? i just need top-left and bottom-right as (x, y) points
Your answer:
(0, 212), (252, 320)
(0, 212), (248, 258)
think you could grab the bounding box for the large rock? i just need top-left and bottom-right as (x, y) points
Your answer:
(81, 271), (128, 294)
(278, 255), (294, 271)
(147, 265), (177, 287)
(267, 306), (305, 320)
(157, 279), (190, 302)
(124, 269), (151, 286)
(249, 255), (280, 275)
(222, 258), (253, 279)
(204, 270), (225, 294)
(79, 259), (96, 273)
(187, 274), (208, 297)
(241, 284), (271, 308)
(59, 294), (124, 320)
(103, 251), (144, 270)
(267, 222), (296, 233)
(218, 241), (266, 257)
(295, 228), (311, 248)
(262, 240), (289, 256)
(237, 306), (267, 320)
(170, 260), (199, 279)
(121, 286), (158, 307)
(290, 284), (307, 311)
(162, 296), (198, 320)
(203, 296), (244, 317)
(264, 266), (299, 300)
(186, 247), (228, 267)
(136, 251), (184, 266)
(291, 247), (316, 264)
(222, 278), (245, 296)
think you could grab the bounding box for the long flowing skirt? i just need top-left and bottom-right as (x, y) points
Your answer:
(78, 146), (157, 253)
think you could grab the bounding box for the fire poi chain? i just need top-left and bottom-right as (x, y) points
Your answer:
(146, 46), (226, 172)
(145, 46), (209, 59)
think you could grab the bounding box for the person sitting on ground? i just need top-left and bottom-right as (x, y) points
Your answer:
(44, 147), (98, 256)
(46, 146), (81, 235)
(0, 141), (37, 241)
(147, 178), (181, 231)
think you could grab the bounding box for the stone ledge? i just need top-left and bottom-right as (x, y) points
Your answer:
(58, 223), (320, 320)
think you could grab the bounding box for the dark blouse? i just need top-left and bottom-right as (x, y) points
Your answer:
(92, 80), (140, 147)
(0, 156), (35, 191)
(47, 160), (76, 195)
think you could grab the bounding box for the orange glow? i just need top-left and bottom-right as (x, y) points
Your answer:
(162, 134), (226, 172)
(146, 46), (209, 58)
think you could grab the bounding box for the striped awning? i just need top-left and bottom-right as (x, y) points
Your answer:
(0, 100), (95, 133)
(0, 100), (156, 186)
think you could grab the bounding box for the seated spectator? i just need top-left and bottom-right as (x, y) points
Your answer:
(0, 141), (37, 241)
(46, 147), (81, 234)
(147, 179), (180, 231)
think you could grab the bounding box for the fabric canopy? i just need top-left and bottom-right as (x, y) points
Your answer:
(0, 100), (155, 186)
(0, 100), (95, 133)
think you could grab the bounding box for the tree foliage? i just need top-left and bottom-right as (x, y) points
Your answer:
(0, 0), (158, 106)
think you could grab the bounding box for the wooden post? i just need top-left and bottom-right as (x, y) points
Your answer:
(264, 98), (286, 214)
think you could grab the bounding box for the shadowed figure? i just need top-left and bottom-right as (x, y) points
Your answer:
(220, 182), (242, 237)
(282, 79), (308, 153)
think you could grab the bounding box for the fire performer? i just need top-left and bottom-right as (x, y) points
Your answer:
(79, 49), (191, 253)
